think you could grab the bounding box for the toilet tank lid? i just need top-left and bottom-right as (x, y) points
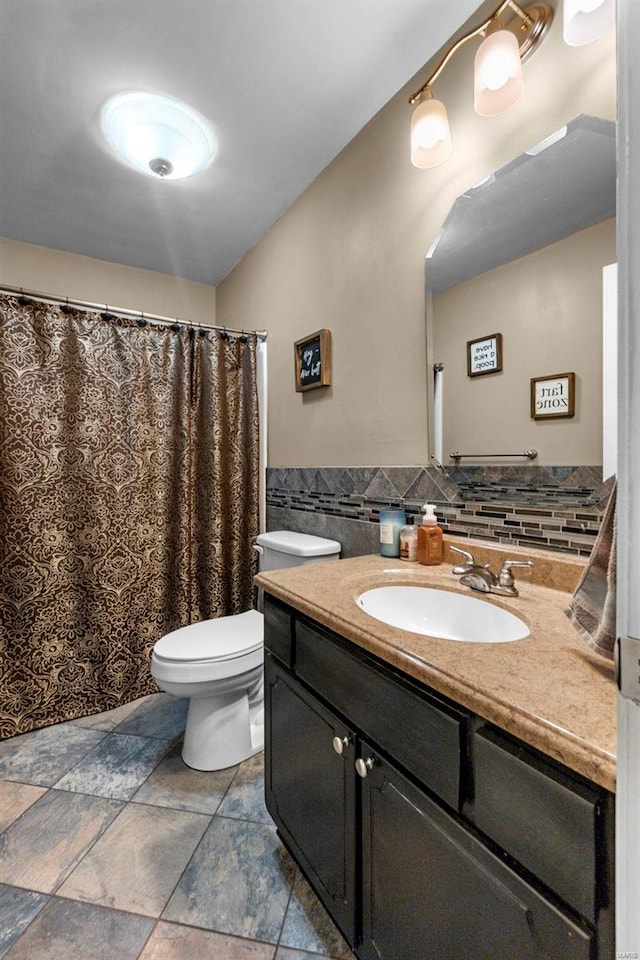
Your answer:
(255, 530), (341, 557)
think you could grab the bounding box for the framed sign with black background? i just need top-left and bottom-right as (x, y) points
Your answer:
(531, 372), (576, 420)
(294, 329), (331, 392)
(467, 333), (502, 377)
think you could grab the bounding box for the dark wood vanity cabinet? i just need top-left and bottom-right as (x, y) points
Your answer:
(266, 655), (357, 943)
(263, 595), (614, 960)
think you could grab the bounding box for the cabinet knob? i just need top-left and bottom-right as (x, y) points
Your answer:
(355, 756), (375, 778)
(332, 735), (350, 756)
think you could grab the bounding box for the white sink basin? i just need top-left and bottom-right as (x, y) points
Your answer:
(356, 586), (529, 643)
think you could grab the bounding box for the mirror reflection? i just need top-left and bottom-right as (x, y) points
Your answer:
(427, 115), (616, 469)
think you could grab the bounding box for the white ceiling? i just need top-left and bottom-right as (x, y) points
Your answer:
(0, 0), (480, 286)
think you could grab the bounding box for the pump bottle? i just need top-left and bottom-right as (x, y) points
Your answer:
(417, 503), (444, 566)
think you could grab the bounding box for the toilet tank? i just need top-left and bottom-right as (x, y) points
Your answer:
(254, 530), (341, 571)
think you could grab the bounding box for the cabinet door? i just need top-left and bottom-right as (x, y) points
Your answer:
(359, 742), (593, 960)
(264, 654), (357, 945)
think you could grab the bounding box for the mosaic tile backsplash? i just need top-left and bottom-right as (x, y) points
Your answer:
(266, 464), (613, 559)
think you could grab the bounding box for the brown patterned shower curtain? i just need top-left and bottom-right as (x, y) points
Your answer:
(0, 294), (260, 739)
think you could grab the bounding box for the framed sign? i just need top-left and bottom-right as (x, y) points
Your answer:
(294, 329), (331, 392)
(531, 372), (575, 420)
(467, 333), (502, 377)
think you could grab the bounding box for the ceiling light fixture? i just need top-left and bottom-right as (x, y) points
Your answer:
(101, 91), (216, 180)
(563, 0), (615, 46)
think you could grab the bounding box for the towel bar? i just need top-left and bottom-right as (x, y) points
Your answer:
(450, 450), (537, 461)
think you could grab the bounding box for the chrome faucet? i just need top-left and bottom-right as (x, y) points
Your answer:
(450, 546), (534, 597)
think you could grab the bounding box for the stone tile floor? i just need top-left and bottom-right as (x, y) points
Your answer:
(0, 694), (356, 960)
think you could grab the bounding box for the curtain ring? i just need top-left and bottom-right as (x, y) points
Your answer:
(60, 297), (73, 315)
(220, 327), (229, 340)
(137, 311), (147, 328)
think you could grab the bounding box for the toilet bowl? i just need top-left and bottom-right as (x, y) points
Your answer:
(151, 530), (341, 771)
(151, 610), (264, 770)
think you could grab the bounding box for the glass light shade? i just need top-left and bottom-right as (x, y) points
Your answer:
(474, 29), (524, 117)
(563, 0), (615, 46)
(101, 91), (216, 180)
(410, 98), (453, 169)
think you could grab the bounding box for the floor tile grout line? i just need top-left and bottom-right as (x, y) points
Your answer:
(109, 795), (218, 818)
(0, 729), (112, 791)
(46, 793), (127, 899)
(0, 789), (53, 850)
(30, 783), (129, 807)
(0, 780), (50, 835)
(49, 733), (175, 798)
(7, 888), (169, 925)
(0, 885), (51, 958)
(106, 728), (184, 743)
(131, 915), (283, 960)
(155, 806), (284, 942)
(47, 790), (212, 909)
(273, 869), (298, 955)
(3, 696), (352, 960)
(151, 913), (285, 952)
(155, 802), (225, 926)
(133, 914), (157, 960)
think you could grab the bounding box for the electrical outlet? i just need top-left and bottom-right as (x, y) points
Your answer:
(617, 635), (640, 703)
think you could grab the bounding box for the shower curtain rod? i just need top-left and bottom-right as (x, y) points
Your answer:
(0, 283), (268, 341)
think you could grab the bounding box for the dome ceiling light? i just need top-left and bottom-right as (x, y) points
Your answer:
(101, 91), (216, 180)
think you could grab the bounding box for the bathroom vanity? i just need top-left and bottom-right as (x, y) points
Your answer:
(256, 544), (616, 960)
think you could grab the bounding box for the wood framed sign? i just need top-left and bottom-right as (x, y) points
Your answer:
(467, 333), (502, 377)
(531, 372), (576, 419)
(294, 329), (331, 392)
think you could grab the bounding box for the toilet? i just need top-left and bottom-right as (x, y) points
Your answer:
(151, 530), (341, 770)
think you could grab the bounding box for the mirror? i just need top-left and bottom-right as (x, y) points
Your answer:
(426, 114), (616, 474)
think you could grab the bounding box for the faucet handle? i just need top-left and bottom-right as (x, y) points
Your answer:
(450, 545), (477, 575)
(498, 559), (534, 587)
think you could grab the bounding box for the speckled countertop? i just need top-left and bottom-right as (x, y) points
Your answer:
(256, 537), (616, 793)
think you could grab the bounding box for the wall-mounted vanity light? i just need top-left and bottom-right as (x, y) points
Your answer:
(563, 0), (615, 46)
(409, 0), (614, 169)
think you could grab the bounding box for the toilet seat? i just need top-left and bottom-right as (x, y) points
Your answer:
(151, 610), (264, 685)
(153, 609), (263, 663)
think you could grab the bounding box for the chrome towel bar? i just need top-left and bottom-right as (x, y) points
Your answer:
(450, 450), (537, 461)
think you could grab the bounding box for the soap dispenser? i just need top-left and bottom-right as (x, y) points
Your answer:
(417, 503), (444, 566)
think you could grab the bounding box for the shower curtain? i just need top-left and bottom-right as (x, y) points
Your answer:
(0, 294), (260, 739)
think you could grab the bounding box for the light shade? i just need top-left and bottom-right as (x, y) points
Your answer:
(101, 91), (216, 180)
(410, 97), (453, 169)
(474, 29), (524, 117)
(563, 0), (615, 46)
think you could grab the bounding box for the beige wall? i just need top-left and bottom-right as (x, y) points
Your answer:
(433, 217), (616, 466)
(216, 2), (616, 468)
(0, 237), (216, 325)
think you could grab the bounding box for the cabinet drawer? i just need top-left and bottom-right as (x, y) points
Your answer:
(473, 725), (607, 922)
(264, 596), (294, 668)
(295, 618), (466, 810)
